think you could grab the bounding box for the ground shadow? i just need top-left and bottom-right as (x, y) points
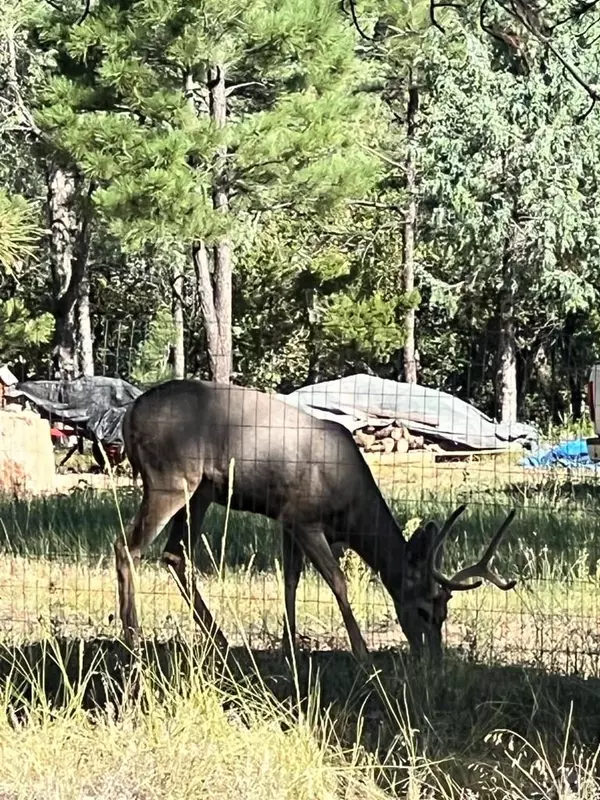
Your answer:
(1, 636), (600, 765)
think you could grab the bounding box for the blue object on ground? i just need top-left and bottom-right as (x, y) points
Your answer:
(520, 438), (599, 469)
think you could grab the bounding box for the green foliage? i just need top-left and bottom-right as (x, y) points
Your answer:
(0, 190), (42, 273)
(322, 291), (405, 360)
(35, 0), (383, 248)
(131, 306), (176, 386)
(0, 297), (54, 363)
(0, 0), (598, 421)
(407, 10), (600, 416)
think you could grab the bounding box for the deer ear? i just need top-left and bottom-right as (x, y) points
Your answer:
(407, 521), (438, 564)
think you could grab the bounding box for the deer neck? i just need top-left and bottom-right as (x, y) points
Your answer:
(346, 495), (407, 585)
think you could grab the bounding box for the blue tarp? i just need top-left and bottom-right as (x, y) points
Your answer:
(520, 438), (599, 470)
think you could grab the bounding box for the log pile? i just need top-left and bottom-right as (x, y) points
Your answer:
(353, 421), (438, 455)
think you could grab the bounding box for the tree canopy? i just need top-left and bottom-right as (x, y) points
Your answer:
(0, 0), (599, 424)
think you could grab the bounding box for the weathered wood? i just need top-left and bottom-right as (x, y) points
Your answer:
(354, 431), (376, 449)
(382, 437), (395, 454)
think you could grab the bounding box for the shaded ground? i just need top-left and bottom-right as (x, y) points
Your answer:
(2, 634), (600, 764)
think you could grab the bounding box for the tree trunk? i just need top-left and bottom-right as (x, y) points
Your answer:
(402, 77), (419, 384)
(563, 313), (583, 420)
(172, 265), (185, 379)
(47, 164), (79, 379)
(569, 376), (583, 420)
(189, 64), (232, 383)
(77, 262), (94, 377)
(47, 163), (91, 380)
(498, 316), (518, 424)
(209, 65), (232, 383)
(192, 242), (223, 382)
(496, 225), (518, 425)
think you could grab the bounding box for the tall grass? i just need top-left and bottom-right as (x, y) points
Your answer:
(0, 623), (600, 798)
(1, 470), (600, 798)
(1, 479), (600, 580)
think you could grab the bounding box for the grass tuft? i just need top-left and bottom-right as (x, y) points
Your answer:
(0, 461), (599, 797)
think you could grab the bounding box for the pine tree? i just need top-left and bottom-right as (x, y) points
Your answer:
(416, 12), (600, 421)
(35, 0), (385, 382)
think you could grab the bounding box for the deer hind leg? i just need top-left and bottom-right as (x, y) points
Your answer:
(114, 481), (189, 650)
(299, 525), (369, 661)
(281, 526), (304, 660)
(162, 484), (228, 653)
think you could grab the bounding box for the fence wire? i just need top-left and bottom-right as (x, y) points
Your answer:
(1, 328), (599, 679)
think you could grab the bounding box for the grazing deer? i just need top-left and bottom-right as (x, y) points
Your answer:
(114, 379), (517, 659)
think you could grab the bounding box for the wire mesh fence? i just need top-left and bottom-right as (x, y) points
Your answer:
(1, 326), (599, 679)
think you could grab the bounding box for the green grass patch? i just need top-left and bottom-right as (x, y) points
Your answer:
(1, 479), (600, 581)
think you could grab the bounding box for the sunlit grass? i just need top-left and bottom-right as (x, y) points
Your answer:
(0, 462), (600, 797)
(0, 641), (388, 800)
(1, 549), (599, 676)
(0, 621), (600, 799)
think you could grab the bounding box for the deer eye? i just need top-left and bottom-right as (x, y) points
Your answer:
(417, 608), (431, 623)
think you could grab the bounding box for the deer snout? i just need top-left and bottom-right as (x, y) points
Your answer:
(395, 600), (444, 658)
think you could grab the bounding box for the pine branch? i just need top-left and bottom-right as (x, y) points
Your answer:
(430, 0), (466, 34)
(5, 28), (43, 140)
(43, 0), (92, 25)
(342, 0), (374, 40)
(347, 199), (405, 214)
(491, 0), (600, 111)
(225, 81), (267, 98)
(348, 0), (600, 112)
(359, 143), (406, 172)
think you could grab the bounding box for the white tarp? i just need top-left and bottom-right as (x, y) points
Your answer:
(280, 374), (538, 451)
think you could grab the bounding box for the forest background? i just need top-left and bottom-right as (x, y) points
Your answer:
(2, 0), (600, 428)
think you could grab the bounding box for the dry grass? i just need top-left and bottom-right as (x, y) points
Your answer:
(0, 652), (389, 800)
(0, 623), (600, 800)
(0, 455), (600, 798)
(1, 549), (600, 676)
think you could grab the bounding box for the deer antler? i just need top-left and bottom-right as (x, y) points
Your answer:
(448, 509), (517, 591)
(429, 505), (484, 592)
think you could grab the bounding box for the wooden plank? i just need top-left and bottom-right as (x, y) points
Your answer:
(364, 450), (436, 467)
(433, 447), (519, 461)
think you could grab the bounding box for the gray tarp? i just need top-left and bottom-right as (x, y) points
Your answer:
(6, 376), (142, 444)
(279, 374), (538, 450)
(7, 373), (538, 452)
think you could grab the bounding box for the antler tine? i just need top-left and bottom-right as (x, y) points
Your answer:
(450, 509), (517, 591)
(430, 504), (483, 592)
(431, 568), (483, 592)
(432, 504), (468, 558)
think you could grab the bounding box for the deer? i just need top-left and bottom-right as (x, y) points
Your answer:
(114, 378), (517, 660)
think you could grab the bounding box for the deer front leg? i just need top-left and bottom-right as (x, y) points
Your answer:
(114, 486), (189, 650)
(299, 525), (369, 661)
(281, 527), (304, 660)
(162, 493), (229, 654)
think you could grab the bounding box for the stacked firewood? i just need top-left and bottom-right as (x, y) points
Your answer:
(353, 421), (426, 454)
